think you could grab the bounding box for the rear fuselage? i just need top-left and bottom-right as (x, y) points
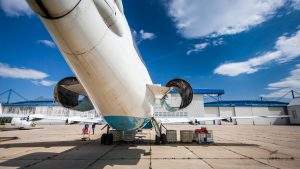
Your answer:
(27, 0), (155, 130)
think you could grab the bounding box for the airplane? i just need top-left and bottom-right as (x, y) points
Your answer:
(0, 114), (40, 129)
(25, 0), (290, 144)
(0, 113), (106, 130)
(36, 115), (107, 125)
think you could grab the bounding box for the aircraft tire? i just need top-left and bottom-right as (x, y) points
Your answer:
(161, 134), (167, 144)
(155, 135), (160, 145)
(107, 133), (113, 145)
(101, 134), (107, 144)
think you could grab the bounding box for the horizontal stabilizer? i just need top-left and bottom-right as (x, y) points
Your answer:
(61, 83), (87, 96)
(146, 84), (172, 99)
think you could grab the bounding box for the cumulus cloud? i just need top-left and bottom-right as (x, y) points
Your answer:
(0, 62), (55, 86)
(0, 0), (33, 17)
(214, 30), (300, 76)
(212, 38), (225, 46)
(139, 30), (156, 40)
(37, 40), (56, 48)
(32, 80), (56, 86)
(261, 64), (300, 97)
(291, 0), (300, 10)
(166, 0), (285, 38)
(186, 38), (224, 55)
(133, 29), (156, 44)
(186, 42), (209, 55)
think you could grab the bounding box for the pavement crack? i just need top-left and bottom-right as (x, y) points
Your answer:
(183, 145), (214, 169)
(85, 145), (116, 169)
(222, 146), (280, 169)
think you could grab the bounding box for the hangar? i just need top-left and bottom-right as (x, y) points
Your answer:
(0, 88), (297, 125)
(287, 97), (300, 124)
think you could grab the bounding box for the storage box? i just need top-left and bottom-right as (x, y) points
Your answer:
(123, 131), (136, 142)
(180, 130), (193, 143)
(166, 130), (177, 143)
(110, 130), (123, 142)
(197, 130), (214, 144)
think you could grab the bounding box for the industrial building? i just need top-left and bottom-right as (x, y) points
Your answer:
(287, 97), (300, 124)
(204, 100), (288, 125)
(0, 89), (299, 125)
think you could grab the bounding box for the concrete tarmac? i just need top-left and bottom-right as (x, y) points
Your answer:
(0, 125), (299, 169)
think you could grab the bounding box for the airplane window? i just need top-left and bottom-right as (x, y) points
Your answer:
(6, 117), (12, 123)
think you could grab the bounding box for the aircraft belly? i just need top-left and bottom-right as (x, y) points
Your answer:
(103, 116), (151, 131)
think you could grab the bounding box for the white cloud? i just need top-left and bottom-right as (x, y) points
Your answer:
(0, 62), (55, 86)
(186, 38), (224, 55)
(291, 0), (300, 10)
(214, 30), (300, 76)
(186, 42), (209, 55)
(261, 64), (300, 97)
(139, 30), (156, 40)
(37, 40), (56, 48)
(166, 0), (285, 38)
(0, 0), (33, 17)
(0, 63), (48, 79)
(212, 38), (225, 46)
(32, 80), (57, 86)
(133, 29), (156, 44)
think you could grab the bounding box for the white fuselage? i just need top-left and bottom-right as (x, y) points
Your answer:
(27, 0), (155, 130)
(0, 116), (35, 129)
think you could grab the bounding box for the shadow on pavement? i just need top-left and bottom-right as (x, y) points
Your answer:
(0, 140), (147, 169)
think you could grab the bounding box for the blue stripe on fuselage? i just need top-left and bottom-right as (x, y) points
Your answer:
(103, 116), (151, 131)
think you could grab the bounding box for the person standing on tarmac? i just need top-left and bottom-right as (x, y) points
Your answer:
(92, 123), (96, 135)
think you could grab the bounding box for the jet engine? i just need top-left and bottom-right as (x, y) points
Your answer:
(161, 78), (193, 112)
(54, 77), (94, 111)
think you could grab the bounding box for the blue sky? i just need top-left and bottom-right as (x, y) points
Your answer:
(0, 0), (300, 102)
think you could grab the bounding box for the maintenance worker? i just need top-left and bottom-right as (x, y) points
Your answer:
(82, 123), (89, 135)
(92, 123), (96, 135)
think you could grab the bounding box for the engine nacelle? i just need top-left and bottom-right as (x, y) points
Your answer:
(161, 78), (193, 112)
(54, 77), (94, 111)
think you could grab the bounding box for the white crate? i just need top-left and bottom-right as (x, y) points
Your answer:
(180, 130), (193, 143)
(207, 130), (214, 143)
(166, 130), (177, 143)
(197, 130), (214, 144)
(123, 131), (136, 142)
(110, 130), (123, 142)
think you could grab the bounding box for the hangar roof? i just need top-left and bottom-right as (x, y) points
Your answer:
(288, 97), (300, 106)
(205, 100), (288, 107)
(170, 89), (225, 95)
(1, 88), (225, 107)
(193, 89), (224, 95)
(1, 100), (57, 107)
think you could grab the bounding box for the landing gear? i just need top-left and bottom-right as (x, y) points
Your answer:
(152, 118), (167, 145)
(100, 125), (113, 145)
(154, 132), (167, 145)
(160, 133), (167, 144)
(155, 135), (160, 145)
(101, 133), (107, 144)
